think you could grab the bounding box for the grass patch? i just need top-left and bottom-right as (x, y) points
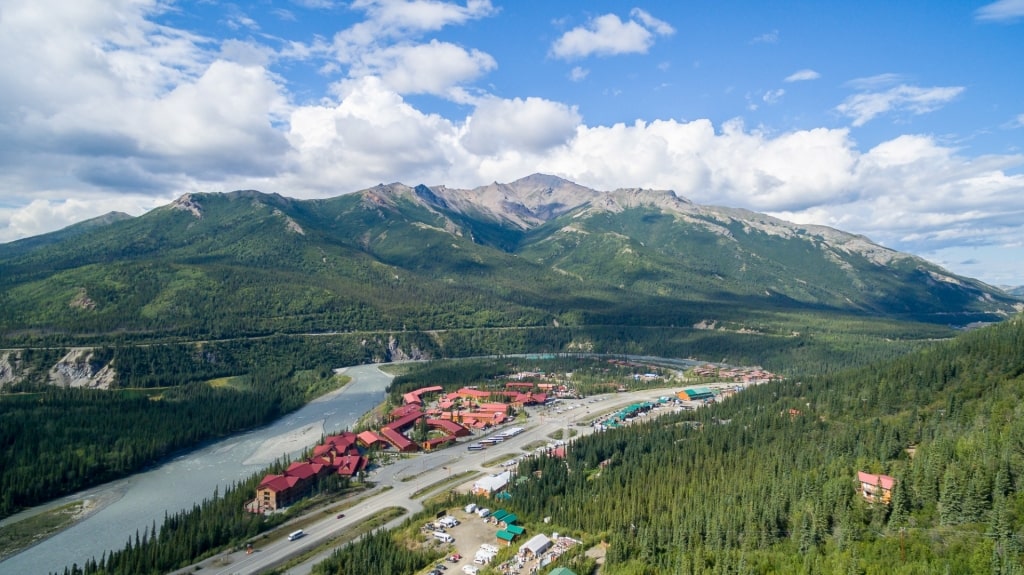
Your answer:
(376, 364), (418, 377)
(207, 375), (249, 390)
(410, 471), (480, 499)
(482, 453), (519, 467)
(521, 440), (549, 452)
(0, 501), (86, 561)
(547, 429), (565, 440)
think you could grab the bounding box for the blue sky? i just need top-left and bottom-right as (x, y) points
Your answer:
(1, 0), (1023, 286)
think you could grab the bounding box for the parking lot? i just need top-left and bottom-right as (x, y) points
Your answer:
(420, 508), (503, 574)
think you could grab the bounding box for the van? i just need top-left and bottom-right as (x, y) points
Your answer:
(288, 529), (305, 541)
(433, 531), (454, 543)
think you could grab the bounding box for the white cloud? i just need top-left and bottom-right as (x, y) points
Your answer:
(551, 10), (672, 60)
(763, 88), (785, 104)
(292, 0), (339, 8)
(569, 66), (589, 82)
(461, 97), (581, 156)
(629, 8), (675, 35)
(324, 1), (498, 100)
(845, 73), (904, 90)
(353, 39), (497, 96)
(750, 29), (779, 44)
(975, 0), (1024, 21)
(836, 85), (965, 126)
(2, 0), (1024, 285)
(337, 0), (496, 49)
(283, 76), (457, 191)
(784, 69), (820, 82)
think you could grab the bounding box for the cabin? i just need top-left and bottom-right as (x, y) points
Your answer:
(858, 471), (895, 504)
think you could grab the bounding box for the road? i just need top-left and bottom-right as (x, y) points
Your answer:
(179, 382), (684, 575)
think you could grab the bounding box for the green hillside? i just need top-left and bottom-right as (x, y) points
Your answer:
(502, 315), (1024, 574)
(1, 182), (1017, 346)
(0, 178), (1020, 523)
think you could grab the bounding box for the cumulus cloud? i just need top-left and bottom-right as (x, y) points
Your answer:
(324, 1), (498, 98)
(551, 9), (673, 59)
(461, 97), (581, 156)
(836, 84), (965, 126)
(336, 0), (496, 50)
(975, 0), (1024, 21)
(284, 76), (457, 191)
(353, 39), (496, 96)
(2, 0), (1023, 285)
(784, 69), (820, 82)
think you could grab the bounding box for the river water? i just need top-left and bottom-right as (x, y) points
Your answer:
(0, 364), (391, 575)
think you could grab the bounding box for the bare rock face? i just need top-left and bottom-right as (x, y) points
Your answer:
(48, 349), (116, 389)
(386, 335), (429, 362)
(171, 193), (203, 218)
(0, 352), (22, 388)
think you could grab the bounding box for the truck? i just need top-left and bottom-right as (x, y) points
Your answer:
(433, 531), (454, 543)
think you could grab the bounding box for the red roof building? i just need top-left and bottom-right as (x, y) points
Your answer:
(323, 432), (358, 452)
(334, 454), (367, 476)
(286, 461), (324, 481)
(254, 473), (304, 511)
(357, 430), (389, 449)
(402, 385), (445, 405)
(390, 403), (422, 420)
(427, 418), (471, 437)
(858, 471), (895, 504)
(422, 435), (456, 451)
(388, 410), (424, 432)
(379, 427), (418, 452)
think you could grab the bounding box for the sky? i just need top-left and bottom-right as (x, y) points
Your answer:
(1, 1), (1023, 286)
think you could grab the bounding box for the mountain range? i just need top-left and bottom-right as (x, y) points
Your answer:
(1, 174), (1020, 346)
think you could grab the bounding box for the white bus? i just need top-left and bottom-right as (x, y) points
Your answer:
(288, 529), (305, 541)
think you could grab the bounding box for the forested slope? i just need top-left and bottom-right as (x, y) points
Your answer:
(503, 315), (1024, 574)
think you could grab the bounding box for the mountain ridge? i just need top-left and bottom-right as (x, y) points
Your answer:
(0, 174), (1019, 345)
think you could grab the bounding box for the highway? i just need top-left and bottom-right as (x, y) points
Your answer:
(177, 373), (683, 575)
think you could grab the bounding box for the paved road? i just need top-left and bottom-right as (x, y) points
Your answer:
(181, 380), (683, 575)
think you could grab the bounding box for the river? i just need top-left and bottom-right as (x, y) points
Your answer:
(0, 364), (392, 575)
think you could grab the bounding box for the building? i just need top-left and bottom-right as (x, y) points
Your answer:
(473, 471), (512, 497)
(357, 430), (389, 450)
(520, 533), (552, 557)
(379, 426), (418, 452)
(858, 471), (895, 504)
(254, 473), (301, 511)
(677, 387), (714, 401)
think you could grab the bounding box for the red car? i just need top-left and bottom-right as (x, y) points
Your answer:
(448, 554), (462, 562)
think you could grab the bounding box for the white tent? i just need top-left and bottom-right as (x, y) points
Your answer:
(519, 533), (552, 557)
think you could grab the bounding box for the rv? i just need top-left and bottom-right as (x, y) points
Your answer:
(288, 529), (305, 541)
(433, 531), (454, 543)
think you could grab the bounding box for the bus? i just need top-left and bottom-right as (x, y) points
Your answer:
(288, 529), (305, 541)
